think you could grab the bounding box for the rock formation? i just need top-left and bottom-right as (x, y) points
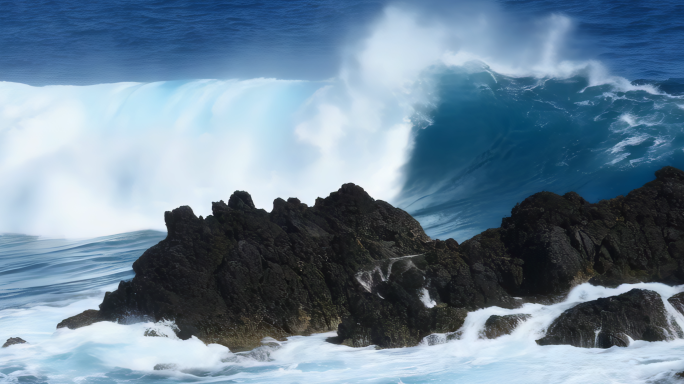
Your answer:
(59, 166), (684, 349)
(2, 337), (27, 348)
(536, 289), (681, 348)
(481, 314), (531, 339)
(57, 309), (104, 330)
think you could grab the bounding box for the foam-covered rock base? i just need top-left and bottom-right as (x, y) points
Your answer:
(59, 166), (684, 349)
(536, 289), (681, 348)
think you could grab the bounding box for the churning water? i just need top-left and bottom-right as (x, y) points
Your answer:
(3, 232), (684, 383)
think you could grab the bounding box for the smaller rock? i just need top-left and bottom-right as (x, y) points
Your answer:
(536, 289), (679, 348)
(144, 329), (168, 338)
(153, 363), (177, 371)
(481, 314), (531, 339)
(2, 337), (27, 348)
(57, 309), (106, 330)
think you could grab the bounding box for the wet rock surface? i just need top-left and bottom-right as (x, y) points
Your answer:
(498, 166), (684, 295)
(144, 329), (168, 338)
(2, 337), (27, 348)
(536, 289), (679, 348)
(481, 314), (531, 339)
(60, 167), (684, 349)
(56, 309), (106, 330)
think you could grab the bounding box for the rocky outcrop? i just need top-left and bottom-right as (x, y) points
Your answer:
(59, 166), (684, 349)
(61, 184), (516, 350)
(57, 309), (105, 329)
(2, 337), (27, 348)
(481, 314), (531, 339)
(497, 166), (684, 295)
(536, 289), (680, 348)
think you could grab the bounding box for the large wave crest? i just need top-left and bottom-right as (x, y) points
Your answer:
(1, 2), (681, 238)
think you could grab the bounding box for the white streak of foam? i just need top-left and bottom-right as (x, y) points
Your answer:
(609, 135), (650, 154)
(419, 288), (436, 308)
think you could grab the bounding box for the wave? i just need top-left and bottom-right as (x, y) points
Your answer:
(399, 66), (684, 241)
(0, 2), (682, 239)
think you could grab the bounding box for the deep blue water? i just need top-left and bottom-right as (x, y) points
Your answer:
(0, 0), (386, 85)
(1, 0), (682, 85)
(499, 0), (684, 80)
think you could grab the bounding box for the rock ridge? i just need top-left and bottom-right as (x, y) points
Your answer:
(59, 167), (684, 349)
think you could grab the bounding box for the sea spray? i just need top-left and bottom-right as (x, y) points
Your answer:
(3, 274), (684, 383)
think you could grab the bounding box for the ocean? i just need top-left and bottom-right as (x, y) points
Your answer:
(1, 0), (684, 382)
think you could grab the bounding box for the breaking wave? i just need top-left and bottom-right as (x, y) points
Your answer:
(0, 3), (683, 242)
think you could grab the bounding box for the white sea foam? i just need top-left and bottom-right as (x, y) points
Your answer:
(3, 283), (684, 383)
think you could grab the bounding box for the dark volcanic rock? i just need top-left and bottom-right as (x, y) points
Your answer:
(536, 289), (680, 348)
(498, 166), (684, 295)
(57, 309), (106, 330)
(60, 167), (684, 349)
(2, 337), (27, 348)
(62, 184), (516, 350)
(144, 329), (168, 337)
(481, 314), (531, 339)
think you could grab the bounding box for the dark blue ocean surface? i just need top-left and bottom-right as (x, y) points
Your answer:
(500, 0), (684, 80)
(0, 0), (682, 85)
(0, 0), (386, 85)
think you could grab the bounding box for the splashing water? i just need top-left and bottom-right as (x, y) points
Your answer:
(2, 233), (684, 383)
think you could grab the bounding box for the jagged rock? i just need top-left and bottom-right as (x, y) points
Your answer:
(59, 167), (684, 349)
(64, 183), (515, 350)
(57, 309), (106, 330)
(2, 337), (27, 348)
(481, 314), (531, 339)
(536, 289), (680, 348)
(498, 166), (684, 295)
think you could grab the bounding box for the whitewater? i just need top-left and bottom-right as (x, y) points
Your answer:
(2, 1), (684, 382)
(3, 231), (684, 383)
